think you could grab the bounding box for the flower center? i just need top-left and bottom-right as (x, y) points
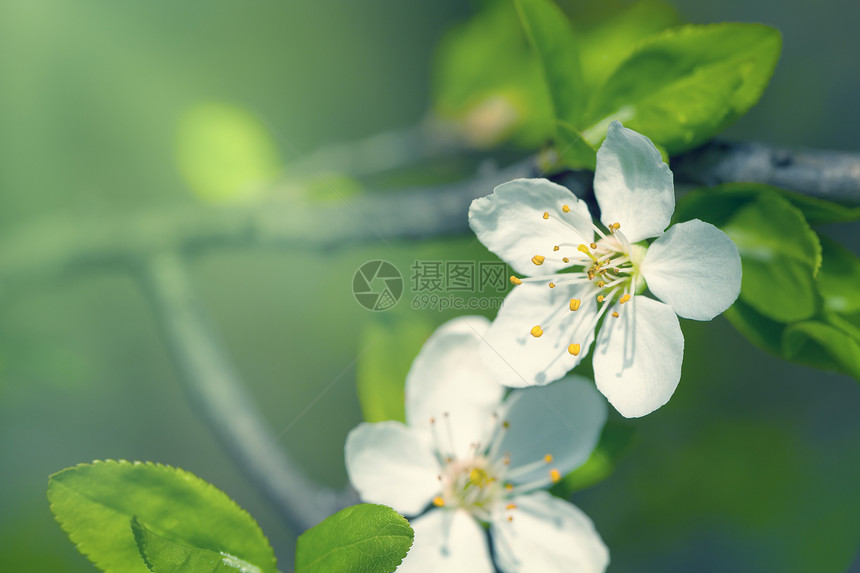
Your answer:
(435, 457), (504, 515)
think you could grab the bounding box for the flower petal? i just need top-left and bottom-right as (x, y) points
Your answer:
(405, 316), (505, 459)
(398, 509), (494, 573)
(641, 219), (742, 320)
(344, 421), (441, 516)
(480, 282), (600, 388)
(469, 178), (595, 276)
(490, 491), (609, 573)
(593, 296), (683, 418)
(496, 376), (607, 488)
(594, 121), (674, 243)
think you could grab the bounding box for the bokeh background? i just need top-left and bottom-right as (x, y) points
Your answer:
(1, 1), (858, 571)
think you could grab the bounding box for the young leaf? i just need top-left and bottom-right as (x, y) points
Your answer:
(132, 517), (263, 573)
(514, 0), (587, 126)
(584, 23), (781, 152)
(818, 237), (860, 315)
(722, 193), (821, 323)
(553, 121), (598, 170)
(48, 461), (276, 573)
(295, 504), (413, 573)
(356, 316), (435, 423)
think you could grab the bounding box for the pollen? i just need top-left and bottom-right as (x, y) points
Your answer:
(510, 275), (522, 285)
(569, 298), (581, 311)
(562, 205), (570, 213)
(433, 496), (445, 507)
(544, 454), (553, 463)
(550, 468), (561, 483)
(619, 294), (631, 304)
(568, 343), (581, 356)
(542, 212), (549, 220)
(531, 255), (545, 266)
(530, 325), (544, 337)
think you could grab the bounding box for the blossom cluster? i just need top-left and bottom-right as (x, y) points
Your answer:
(345, 122), (741, 571)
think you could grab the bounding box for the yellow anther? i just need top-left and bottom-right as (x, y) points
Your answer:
(548, 282), (556, 289)
(505, 483), (514, 491)
(590, 242), (598, 250)
(531, 255), (545, 266)
(506, 503), (517, 510)
(619, 294), (631, 304)
(544, 454), (553, 463)
(568, 343), (581, 356)
(562, 257), (570, 263)
(502, 420), (510, 429)
(507, 516), (514, 522)
(510, 275), (522, 285)
(550, 468), (562, 483)
(530, 325), (544, 338)
(569, 298), (581, 311)
(553, 245), (560, 251)
(542, 211), (549, 220)
(433, 496), (445, 507)
(597, 280), (605, 287)
(610, 222), (621, 231)
(562, 205), (570, 213)
(597, 295), (605, 303)
(612, 311), (620, 318)
(470, 468), (490, 487)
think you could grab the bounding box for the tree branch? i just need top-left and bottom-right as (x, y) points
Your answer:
(139, 251), (350, 534)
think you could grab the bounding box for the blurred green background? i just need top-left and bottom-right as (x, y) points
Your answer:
(1, 1), (858, 571)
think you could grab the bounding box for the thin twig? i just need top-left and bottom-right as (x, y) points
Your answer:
(139, 251), (349, 534)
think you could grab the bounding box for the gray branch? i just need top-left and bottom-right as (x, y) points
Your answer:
(139, 251), (349, 534)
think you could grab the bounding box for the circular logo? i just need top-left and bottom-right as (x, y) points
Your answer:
(352, 260), (403, 311)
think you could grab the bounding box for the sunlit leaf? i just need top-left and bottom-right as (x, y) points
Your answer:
(176, 102), (281, 203)
(48, 461), (276, 573)
(722, 193), (821, 323)
(584, 23), (781, 152)
(783, 321), (860, 380)
(295, 504), (413, 573)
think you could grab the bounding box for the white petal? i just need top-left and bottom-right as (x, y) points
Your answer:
(469, 178), (595, 276)
(496, 376), (607, 488)
(641, 219), (742, 320)
(593, 296), (683, 418)
(398, 509), (494, 573)
(345, 422), (441, 516)
(490, 491), (609, 573)
(405, 316), (505, 459)
(480, 282), (600, 388)
(594, 121), (674, 243)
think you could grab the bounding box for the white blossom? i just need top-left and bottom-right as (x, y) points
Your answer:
(469, 121), (742, 417)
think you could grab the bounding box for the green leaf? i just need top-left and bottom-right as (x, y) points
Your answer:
(774, 191), (860, 224)
(514, 0), (586, 126)
(722, 193), (821, 322)
(723, 299), (785, 357)
(432, 1), (553, 147)
(584, 23), (781, 153)
(132, 517), (262, 573)
(783, 321), (860, 380)
(574, 0), (680, 94)
(551, 120), (597, 170)
(356, 316), (435, 423)
(295, 504), (413, 573)
(48, 461), (276, 573)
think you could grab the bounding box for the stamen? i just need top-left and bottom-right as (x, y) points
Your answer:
(510, 276), (522, 285)
(590, 242), (598, 250)
(612, 311), (620, 318)
(562, 257), (570, 263)
(619, 294), (631, 304)
(597, 295), (605, 303)
(550, 468), (561, 483)
(610, 222), (621, 232)
(542, 212), (549, 220)
(548, 282), (556, 288)
(569, 298), (581, 311)
(552, 245), (560, 251)
(568, 343), (581, 356)
(433, 496), (445, 507)
(544, 454), (553, 463)
(562, 205), (570, 213)
(506, 503), (517, 510)
(530, 325), (543, 338)
(596, 280), (605, 288)
(531, 255), (545, 266)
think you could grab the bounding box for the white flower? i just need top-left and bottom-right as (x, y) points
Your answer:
(468, 121), (742, 418)
(345, 316), (609, 573)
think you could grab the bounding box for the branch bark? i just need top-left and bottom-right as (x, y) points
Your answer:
(139, 251), (350, 534)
